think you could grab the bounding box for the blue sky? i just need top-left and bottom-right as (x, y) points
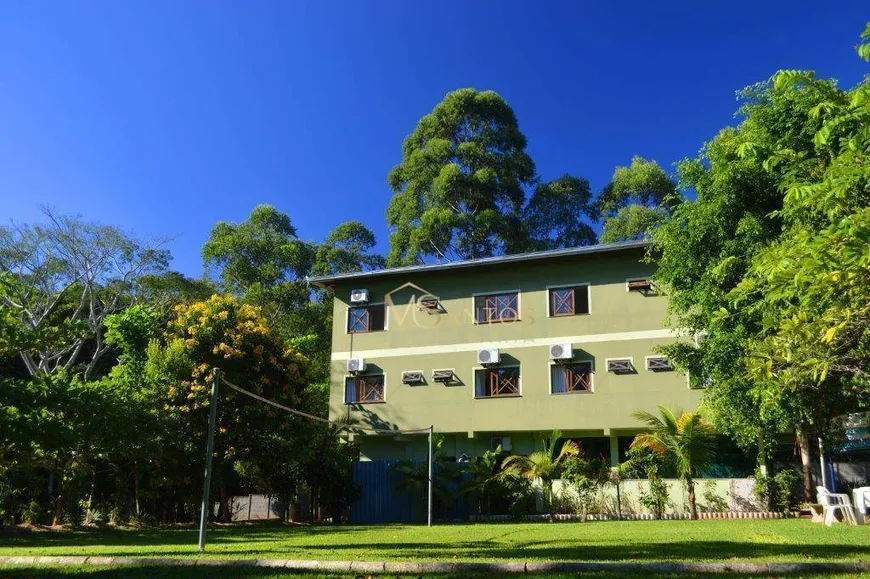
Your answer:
(1, 1), (867, 276)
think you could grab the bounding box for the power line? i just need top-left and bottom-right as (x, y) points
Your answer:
(222, 376), (332, 424)
(220, 376), (431, 435)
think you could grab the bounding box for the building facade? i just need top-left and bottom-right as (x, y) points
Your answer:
(310, 241), (702, 464)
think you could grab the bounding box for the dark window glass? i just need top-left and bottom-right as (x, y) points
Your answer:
(551, 362), (593, 393)
(344, 375), (385, 403)
(549, 286), (589, 316)
(474, 292), (519, 323)
(347, 304), (386, 333)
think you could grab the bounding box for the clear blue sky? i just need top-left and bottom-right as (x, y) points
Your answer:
(1, 1), (867, 276)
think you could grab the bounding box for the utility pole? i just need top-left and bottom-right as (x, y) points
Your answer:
(198, 368), (220, 551)
(427, 425), (434, 527)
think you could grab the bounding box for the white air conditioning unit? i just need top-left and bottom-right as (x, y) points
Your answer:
(477, 348), (500, 365)
(350, 289), (369, 304)
(549, 343), (573, 360)
(347, 358), (366, 373)
(491, 436), (512, 452)
(694, 329), (709, 347)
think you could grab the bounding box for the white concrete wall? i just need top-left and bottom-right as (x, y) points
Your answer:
(550, 478), (764, 515)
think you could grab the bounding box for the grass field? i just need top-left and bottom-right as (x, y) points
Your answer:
(1, 519), (868, 562)
(1, 519), (869, 577)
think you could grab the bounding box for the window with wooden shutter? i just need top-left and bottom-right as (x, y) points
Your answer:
(474, 292), (519, 323)
(551, 362), (593, 394)
(549, 285), (590, 317)
(344, 375), (385, 403)
(347, 304), (386, 333)
(474, 367), (521, 398)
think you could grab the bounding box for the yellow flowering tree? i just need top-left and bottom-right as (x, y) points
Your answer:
(148, 294), (311, 521)
(161, 294), (306, 409)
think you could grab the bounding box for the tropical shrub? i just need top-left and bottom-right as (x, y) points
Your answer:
(630, 406), (716, 519)
(501, 430), (579, 519)
(626, 444), (670, 519)
(562, 451), (610, 521)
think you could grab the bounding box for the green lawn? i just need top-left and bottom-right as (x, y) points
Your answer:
(0, 519), (868, 564)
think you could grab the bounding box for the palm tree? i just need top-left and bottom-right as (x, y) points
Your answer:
(630, 406), (716, 520)
(501, 429), (579, 519)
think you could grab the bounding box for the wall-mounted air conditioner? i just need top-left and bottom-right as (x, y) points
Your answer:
(549, 343), (573, 360)
(350, 289), (369, 304)
(347, 358), (366, 373)
(477, 348), (500, 365)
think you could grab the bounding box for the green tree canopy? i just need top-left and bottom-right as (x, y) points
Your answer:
(203, 205), (385, 389)
(651, 37), (854, 499)
(135, 271), (215, 315)
(597, 157), (679, 243)
(202, 204), (314, 320)
(523, 175), (597, 249)
(386, 88), (601, 264)
(312, 220), (386, 277)
(728, 27), (870, 437)
(386, 88), (537, 264)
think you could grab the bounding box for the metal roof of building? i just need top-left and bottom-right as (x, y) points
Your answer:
(307, 239), (650, 287)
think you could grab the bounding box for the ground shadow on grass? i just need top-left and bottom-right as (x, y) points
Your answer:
(0, 522), (350, 550)
(281, 540), (870, 563)
(8, 538), (865, 563)
(1, 567), (868, 579)
(3, 522), (869, 563)
(0, 521), (347, 541)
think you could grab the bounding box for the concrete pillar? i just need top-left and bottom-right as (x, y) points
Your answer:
(609, 435), (620, 467)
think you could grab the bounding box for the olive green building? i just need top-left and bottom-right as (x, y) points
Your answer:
(309, 240), (702, 464)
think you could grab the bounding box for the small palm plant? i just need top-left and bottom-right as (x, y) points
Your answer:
(501, 429), (579, 520)
(630, 406), (716, 520)
(391, 434), (462, 521)
(460, 445), (504, 516)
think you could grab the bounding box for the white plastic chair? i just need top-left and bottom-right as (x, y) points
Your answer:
(817, 486), (857, 526)
(853, 487), (870, 525)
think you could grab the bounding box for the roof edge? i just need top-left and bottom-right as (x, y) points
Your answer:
(308, 240), (650, 287)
